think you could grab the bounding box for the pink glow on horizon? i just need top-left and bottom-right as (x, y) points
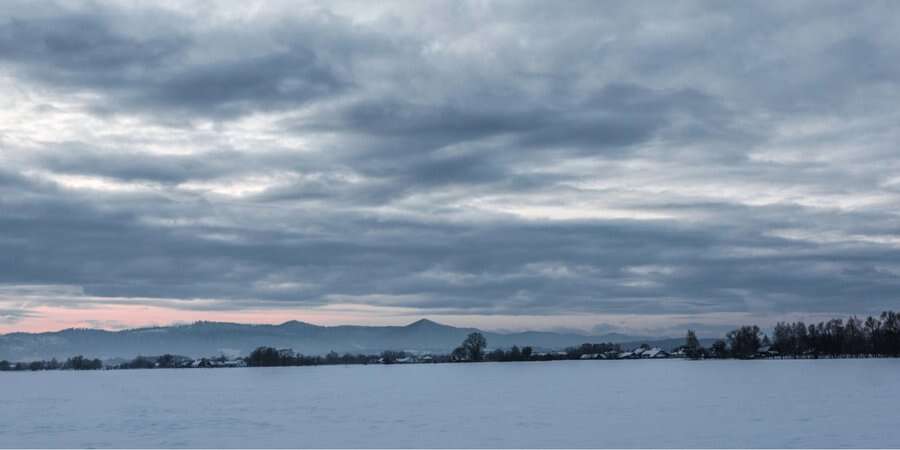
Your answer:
(0, 305), (402, 334)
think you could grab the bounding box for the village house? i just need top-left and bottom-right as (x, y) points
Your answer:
(640, 348), (669, 359)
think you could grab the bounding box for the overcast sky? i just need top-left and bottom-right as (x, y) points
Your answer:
(1, 1), (899, 336)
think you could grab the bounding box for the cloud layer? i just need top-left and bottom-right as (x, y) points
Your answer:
(2, 1), (900, 334)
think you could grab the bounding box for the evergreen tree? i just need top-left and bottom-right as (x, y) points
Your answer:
(685, 329), (703, 360)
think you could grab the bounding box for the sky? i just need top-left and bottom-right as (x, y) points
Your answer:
(1, 1), (899, 336)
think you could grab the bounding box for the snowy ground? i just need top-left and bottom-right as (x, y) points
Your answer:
(1, 359), (898, 448)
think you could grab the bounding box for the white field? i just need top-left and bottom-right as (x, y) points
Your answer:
(1, 359), (898, 448)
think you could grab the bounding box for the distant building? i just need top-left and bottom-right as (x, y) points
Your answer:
(641, 348), (669, 359)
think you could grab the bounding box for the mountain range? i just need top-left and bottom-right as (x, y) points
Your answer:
(0, 319), (693, 361)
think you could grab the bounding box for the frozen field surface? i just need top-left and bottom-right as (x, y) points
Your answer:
(2, 359), (899, 448)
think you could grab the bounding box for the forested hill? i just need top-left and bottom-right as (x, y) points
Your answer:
(0, 319), (681, 361)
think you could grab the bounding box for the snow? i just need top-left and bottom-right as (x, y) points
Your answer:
(2, 359), (899, 448)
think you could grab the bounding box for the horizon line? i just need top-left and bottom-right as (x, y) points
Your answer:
(1, 317), (678, 339)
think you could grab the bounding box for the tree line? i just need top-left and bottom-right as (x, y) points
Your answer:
(245, 347), (381, 367)
(770, 311), (900, 358)
(681, 310), (900, 359)
(0, 355), (103, 371)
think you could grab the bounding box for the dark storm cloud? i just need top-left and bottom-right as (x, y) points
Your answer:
(0, 13), (185, 79)
(2, 1), (900, 331)
(319, 98), (542, 142)
(0, 5), (372, 120)
(276, 82), (738, 202)
(126, 49), (350, 120)
(304, 83), (732, 159)
(30, 145), (320, 184)
(34, 147), (245, 184)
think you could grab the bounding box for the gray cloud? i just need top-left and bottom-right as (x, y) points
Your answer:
(0, 12), (186, 78)
(3, 166), (898, 317)
(0, 4), (379, 121)
(1, 1), (900, 333)
(28, 145), (319, 185)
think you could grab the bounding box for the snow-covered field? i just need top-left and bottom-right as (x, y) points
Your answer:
(2, 359), (898, 448)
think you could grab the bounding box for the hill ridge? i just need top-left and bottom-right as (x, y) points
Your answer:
(0, 319), (686, 361)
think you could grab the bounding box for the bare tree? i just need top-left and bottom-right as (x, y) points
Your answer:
(461, 332), (487, 362)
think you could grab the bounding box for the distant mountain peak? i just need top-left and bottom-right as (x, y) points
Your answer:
(405, 318), (448, 329)
(279, 320), (315, 327)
